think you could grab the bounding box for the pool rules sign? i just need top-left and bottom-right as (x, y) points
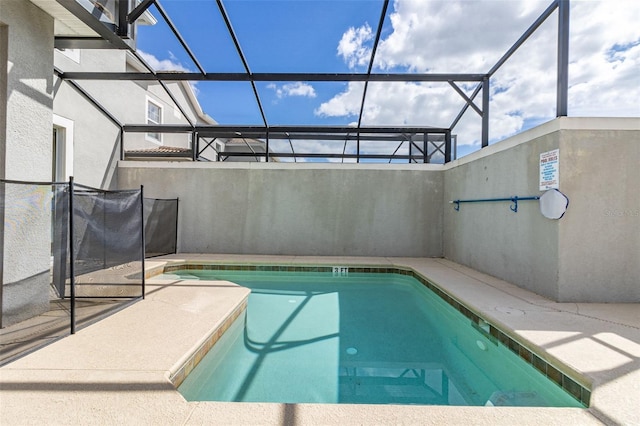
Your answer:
(539, 149), (559, 190)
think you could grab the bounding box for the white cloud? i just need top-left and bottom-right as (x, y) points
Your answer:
(320, 0), (640, 149)
(282, 82), (316, 98)
(566, 1), (640, 116)
(316, 81), (462, 127)
(315, 82), (364, 117)
(337, 24), (373, 69)
(375, 1), (548, 73)
(138, 50), (191, 73)
(138, 50), (200, 95)
(268, 82), (317, 99)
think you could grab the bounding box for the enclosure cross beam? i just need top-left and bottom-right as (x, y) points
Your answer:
(58, 72), (489, 82)
(128, 0), (155, 24)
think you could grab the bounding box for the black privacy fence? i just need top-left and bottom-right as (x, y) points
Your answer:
(1, 178), (178, 363)
(144, 197), (178, 258)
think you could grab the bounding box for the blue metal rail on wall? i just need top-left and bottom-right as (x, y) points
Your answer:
(450, 195), (540, 213)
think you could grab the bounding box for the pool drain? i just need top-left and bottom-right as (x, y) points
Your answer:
(346, 347), (358, 355)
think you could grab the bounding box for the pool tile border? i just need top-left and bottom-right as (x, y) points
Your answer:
(161, 263), (591, 406)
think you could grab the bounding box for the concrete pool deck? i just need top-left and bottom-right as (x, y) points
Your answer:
(1, 255), (638, 425)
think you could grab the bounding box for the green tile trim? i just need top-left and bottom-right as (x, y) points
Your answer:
(161, 262), (591, 406)
(487, 324), (590, 407)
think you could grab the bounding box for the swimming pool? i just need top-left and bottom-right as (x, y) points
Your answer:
(164, 267), (588, 407)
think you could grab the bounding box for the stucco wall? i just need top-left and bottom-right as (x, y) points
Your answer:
(53, 76), (121, 189)
(0, 1), (54, 326)
(119, 163), (444, 257)
(0, 24), (7, 179)
(557, 127), (640, 302)
(444, 118), (640, 302)
(118, 118), (638, 302)
(443, 127), (561, 299)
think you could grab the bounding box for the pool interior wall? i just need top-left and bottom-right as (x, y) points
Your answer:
(162, 264), (590, 407)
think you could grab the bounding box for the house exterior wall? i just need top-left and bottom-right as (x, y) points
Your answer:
(53, 80), (121, 189)
(54, 50), (121, 188)
(54, 50), (209, 187)
(0, 0), (54, 326)
(118, 162), (444, 257)
(0, 24), (7, 178)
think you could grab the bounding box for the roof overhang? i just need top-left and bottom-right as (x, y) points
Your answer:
(30, 0), (156, 50)
(30, 0), (99, 38)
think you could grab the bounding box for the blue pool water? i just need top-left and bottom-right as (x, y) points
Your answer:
(171, 270), (583, 407)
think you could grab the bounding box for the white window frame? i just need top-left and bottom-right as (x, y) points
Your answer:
(146, 97), (163, 144)
(52, 114), (74, 181)
(215, 140), (226, 159)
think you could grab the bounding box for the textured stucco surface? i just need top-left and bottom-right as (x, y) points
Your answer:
(556, 128), (640, 301)
(1, 0), (53, 181)
(444, 131), (560, 299)
(443, 118), (640, 302)
(52, 78), (121, 189)
(0, 0), (54, 326)
(0, 24), (7, 179)
(119, 163), (444, 257)
(120, 119), (639, 302)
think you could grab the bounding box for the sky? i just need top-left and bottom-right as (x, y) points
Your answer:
(135, 0), (640, 161)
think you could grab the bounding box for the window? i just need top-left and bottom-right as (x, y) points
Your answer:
(146, 98), (163, 143)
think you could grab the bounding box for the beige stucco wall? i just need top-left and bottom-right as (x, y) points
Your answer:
(0, 0), (54, 326)
(119, 162), (444, 257)
(444, 118), (639, 302)
(443, 126), (561, 299)
(556, 126), (640, 301)
(53, 75), (121, 189)
(120, 118), (638, 302)
(1, 1), (53, 181)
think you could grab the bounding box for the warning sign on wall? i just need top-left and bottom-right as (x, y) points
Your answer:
(539, 149), (559, 190)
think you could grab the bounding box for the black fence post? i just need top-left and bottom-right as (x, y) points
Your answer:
(140, 185), (146, 299)
(68, 176), (76, 334)
(191, 131), (197, 161)
(174, 197), (179, 254)
(119, 127), (125, 161)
